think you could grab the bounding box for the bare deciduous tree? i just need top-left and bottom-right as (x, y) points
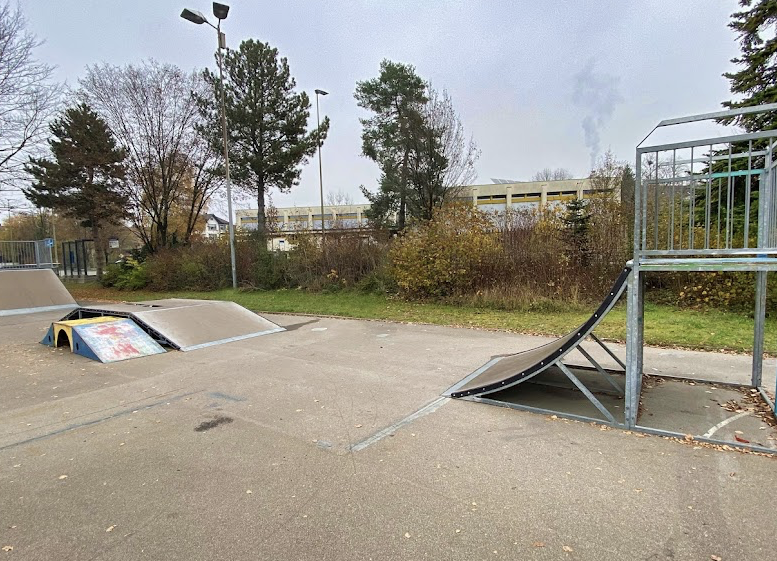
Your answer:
(407, 86), (480, 221)
(78, 60), (221, 251)
(326, 189), (354, 207)
(0, 2), (60, 191)
(531, 167), (573, 182)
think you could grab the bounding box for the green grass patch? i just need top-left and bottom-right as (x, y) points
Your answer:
(65, 282), (774, 354)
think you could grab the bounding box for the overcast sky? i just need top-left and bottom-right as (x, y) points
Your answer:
(19, 0), (743, 212)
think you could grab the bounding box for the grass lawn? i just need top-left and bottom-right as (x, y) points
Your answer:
(64, 282), (774, 355)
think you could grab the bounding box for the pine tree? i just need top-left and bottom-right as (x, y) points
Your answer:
(722, 0), (777, 131)
(196, 40), (328, 236)
(24, 103), (127, 278)
(699, 1), (777, 242)
(355, 60), (427, 229)
(563, 197), (590, 265)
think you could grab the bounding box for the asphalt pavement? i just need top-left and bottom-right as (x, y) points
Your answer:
(1, 310), (775, 560)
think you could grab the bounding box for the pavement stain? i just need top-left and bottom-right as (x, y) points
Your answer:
(194, 415), (234, 432)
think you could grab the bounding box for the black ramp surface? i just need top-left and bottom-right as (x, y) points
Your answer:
(448, 265), (631, 398)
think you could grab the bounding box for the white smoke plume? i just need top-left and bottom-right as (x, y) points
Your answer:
(572, 60), (623, 169)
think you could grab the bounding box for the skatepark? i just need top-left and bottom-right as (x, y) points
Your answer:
(1, 294), (776, 559)
(2, 105), (777, 559)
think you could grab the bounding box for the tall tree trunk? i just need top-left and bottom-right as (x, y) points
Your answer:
(398, 147), (410, 230)
(91, 222), (105, 280)
(257, 179), (266, 237)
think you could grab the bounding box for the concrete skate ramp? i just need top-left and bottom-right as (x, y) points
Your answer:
(0, 269), (77, 316)
(447, 265), (631, 398)
(62, 299), (284, 351)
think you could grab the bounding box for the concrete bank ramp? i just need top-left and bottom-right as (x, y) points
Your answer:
(446, 265), (631, 398)
(62, 298), (284, 351)
(0, 269), (77, 316)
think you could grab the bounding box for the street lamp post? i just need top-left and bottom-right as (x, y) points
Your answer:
(314, 89), (328, 242)
(181, 2), (237, 289)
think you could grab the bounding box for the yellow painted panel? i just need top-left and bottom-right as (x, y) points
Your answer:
(52, 316), (121, 352)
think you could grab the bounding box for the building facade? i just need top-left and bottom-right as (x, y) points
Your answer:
(234, 178), (602, 239)
(236, 204), (373, 232)
(203, 214), (229, 239)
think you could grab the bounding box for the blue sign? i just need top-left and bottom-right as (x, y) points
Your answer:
(44, 238), (54, 247)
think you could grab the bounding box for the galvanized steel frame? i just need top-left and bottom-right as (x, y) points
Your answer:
(628, 104), (777, 436)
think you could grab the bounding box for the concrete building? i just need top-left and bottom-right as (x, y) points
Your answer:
(236, 203), (373, 232)
(463, 178), (594, 212)
(235, 178), (603, 240)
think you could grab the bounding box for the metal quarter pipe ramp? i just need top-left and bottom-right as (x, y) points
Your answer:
(444, 265), (631, 423)
(61, 298), (284, 351)
(0, 269), (77, 316)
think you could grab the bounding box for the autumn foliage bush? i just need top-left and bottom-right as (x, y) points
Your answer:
(285, 230), (391, 292)
(390, 204), (502, 298)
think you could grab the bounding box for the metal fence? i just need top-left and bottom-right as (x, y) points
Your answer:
(0, 239), (55, 269)
(635, 106), (777, 258)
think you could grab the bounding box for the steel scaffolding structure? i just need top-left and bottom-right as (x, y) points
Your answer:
(626, 104), (777, 442)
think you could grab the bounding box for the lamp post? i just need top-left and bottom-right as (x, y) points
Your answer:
(314, 89), (328, 242)
(181, 2), (237, 289)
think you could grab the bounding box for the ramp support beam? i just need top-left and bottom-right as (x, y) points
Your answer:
(558, 363), (617, 424)
(591, 334), (626, 371)
(577, 346), (624, 396)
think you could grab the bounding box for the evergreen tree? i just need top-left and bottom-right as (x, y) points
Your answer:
(722, 0), (777, 131)
(196, 40), (328, 236)
(697, 1), (777, 243)
(24, 103), (127, 278)
(562, 197), (590, 265)
(355, 60), (427, 229)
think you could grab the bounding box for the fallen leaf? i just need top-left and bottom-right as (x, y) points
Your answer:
(533, 542), (545, 547)
(2, 546), (12, 552)
(105, 525), (115, 533)
(563, 545), (574, 552)
(246, 490), (253, 494)
(58, 475), (68, 480)
(404, 532), (411, 539)
(734, 435), (750, 444)
(355, 424), (363, 428)
(711, 556), (722, 561)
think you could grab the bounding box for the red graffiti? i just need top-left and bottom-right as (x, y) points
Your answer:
(113, 342), (140, 356)
(94, 324), (122, 336)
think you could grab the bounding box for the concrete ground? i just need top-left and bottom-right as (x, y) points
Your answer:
(1, 310), (776, 560)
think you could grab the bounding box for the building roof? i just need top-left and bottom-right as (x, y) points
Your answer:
(206, 213), (229, 225)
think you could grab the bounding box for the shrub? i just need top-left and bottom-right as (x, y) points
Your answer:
(101, 256), (150, 290)
(390, 204), (501, 298)
(145, 242), (231, 291)
(675, 271), (777, 310)
(286, 229), (390, 291)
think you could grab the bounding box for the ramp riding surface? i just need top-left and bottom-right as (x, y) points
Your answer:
(446, 265), (631, 398)
(0, 269), (77, 316)
(41, 316), (166, 362)
(62, 298), (285, 350)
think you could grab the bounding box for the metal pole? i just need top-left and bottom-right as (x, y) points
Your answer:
(316, 92), (325, 243)
(217, 20), (237, 289)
